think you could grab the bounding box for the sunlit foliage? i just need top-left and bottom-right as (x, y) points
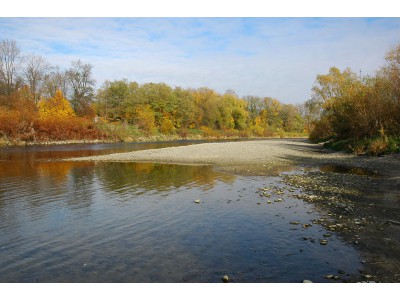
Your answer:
(37, 90), (75, 119)
(309, 44), (400, 154)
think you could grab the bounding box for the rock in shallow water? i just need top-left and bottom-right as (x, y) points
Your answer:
(222, 275), (229, 282)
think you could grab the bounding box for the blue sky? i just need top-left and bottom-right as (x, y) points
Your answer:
(1, 17), (400, 104)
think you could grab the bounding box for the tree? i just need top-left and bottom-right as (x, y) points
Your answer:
(383, 44), (400, 108)
(300, 98), (323, 133)
(37, 89), (75, 119)
(42, 66), (70, 99)
(244, 95), (263, 124)
(96, 79), (131, 122)
(66, 60), (95, 116)
(23, 54), (50, 104)
(0, 40), (23, 102)
(263, 97), (283, 129)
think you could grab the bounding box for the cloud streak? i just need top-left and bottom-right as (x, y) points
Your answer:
(0, 17), (399, 103)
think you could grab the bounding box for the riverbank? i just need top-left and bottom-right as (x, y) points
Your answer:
(0, 132), (307, 148)
(69, 138), (400, 282)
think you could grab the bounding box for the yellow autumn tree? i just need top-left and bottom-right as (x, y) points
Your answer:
(37, 90), (75, 119)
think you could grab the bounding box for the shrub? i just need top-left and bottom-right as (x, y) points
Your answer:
(178, 127), (189, 139)
(263, 126), (275, 137)
(160, 118), (175, 135)
(309, 116), (334, 142)
(200, 126), (221, 138)
(249, 125), (264, 137)
(34, 116), (105, 141)
(368, 136), (389, 155)
(387, 136), (400, 153)
(0, 108), (35, 140)
(347, 139), (367, 155)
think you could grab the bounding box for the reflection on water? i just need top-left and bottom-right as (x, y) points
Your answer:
(0, 142), (363, 282)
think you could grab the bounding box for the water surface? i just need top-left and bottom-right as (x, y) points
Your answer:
(0, 142), (363, 282)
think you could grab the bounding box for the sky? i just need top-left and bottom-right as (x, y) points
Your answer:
(1, 5), (400, 105)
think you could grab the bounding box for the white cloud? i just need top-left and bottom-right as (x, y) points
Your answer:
(0, 17), (399, 103)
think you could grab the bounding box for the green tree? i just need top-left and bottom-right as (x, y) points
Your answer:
(96, 79), (131, 122)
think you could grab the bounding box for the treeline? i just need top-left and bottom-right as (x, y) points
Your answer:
(94, 81), (305, 139)
(306, 44), (400, 154)
(0, 39), (306, 144)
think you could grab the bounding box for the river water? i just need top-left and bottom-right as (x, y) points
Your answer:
(0, 141), (363, 282)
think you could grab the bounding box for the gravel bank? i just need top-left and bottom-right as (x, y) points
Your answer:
(68, 138), (400, 176)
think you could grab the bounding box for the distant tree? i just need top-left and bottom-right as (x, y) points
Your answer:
(96, 79), (131, 122)
(263, 97), (283, 129)
(23, 54), (50, 104)
(43, 66), (70, 99)
(134, 104), (156, 134)
(244, 95), (263, 124)
(224, 89), (238, 97)
(0, 40), (23, 103)
(172, 87), (196, 128)
(66, 60), (95, 116)
(279, 104), (303, 132)
(300, 98), (323, 133)
(383, 44), (400, 104)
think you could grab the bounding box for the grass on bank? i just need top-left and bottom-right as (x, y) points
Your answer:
(321, 135), (400, 156)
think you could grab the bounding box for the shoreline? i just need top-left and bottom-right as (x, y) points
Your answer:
(0, 135), (307, 148)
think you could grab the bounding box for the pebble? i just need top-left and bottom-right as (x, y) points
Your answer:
(302, 279), (313, 283)
(194, 199), (200, 204)
(290, 221), (300, 225)
(320, 239), (328, 245)
(222, 275), (229, 282)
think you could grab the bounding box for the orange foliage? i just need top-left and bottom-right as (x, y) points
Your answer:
(0, 111), (36, 140)
(1, 88), (106, 142)
(0, 88), (37, 140)
(34, 115), (105, 141)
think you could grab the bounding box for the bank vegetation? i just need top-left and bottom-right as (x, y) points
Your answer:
(0, 39), (305, 146)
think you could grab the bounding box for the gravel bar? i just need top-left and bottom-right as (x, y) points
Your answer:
(68, 138), (400, 176)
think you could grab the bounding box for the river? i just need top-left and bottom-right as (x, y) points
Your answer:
(0, 141), (363, 282)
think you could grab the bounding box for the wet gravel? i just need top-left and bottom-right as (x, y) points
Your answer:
(280, 168), (400, 282)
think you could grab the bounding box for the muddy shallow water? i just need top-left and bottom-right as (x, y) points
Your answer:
(0, 141), (394, 282)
